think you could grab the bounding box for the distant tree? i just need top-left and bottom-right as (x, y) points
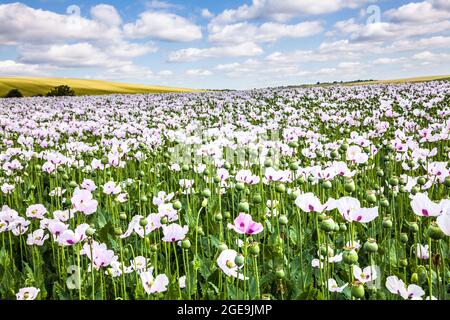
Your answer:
(5, 88), (23, 98)
(46, 85), (75, 97)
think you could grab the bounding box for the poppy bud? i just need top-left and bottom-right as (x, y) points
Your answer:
(69, 181), (78, 188)
(343, 249), (358, 265)
(62, 174), (69, 181)
(409, 222), (419, 233)
(411, 186), (420, 195)
(307, 176), (315, 183)
(86, 227), (95, 237)
(238, 202), (250, 213)
(339, 223), (347, 232)
(320, 217), (336, 232)
(214, 212), (223, 221)
(330, 150), (339, 158)
(400, 233), (408, 244)
(160, 216), (168, 224)
(223, 211), (231, 219)
(344, 180), (356, 193)
(279, 215), (288, 225)
(417, 177), (427, 186)
(389, 177), (399, 186)
(114, 227), (122, 236)
(249, 243), (260, 256)
(382, 217), (392, 228)
(181, 164), (189, 171)
(319, 244), (334, 257)
(235, 182), (245, 191)
(379, 198), (389, 208)
(218, 243), (228, 252)
(173, 200), (182, 210)
(376, 169), (384, 177)
(411, 273), (419, 284)
(275, 184), (286, 193)
(264, 160), (273, 167)
(289, 162), (299, 170)
(101, 157), (108, 164)
(340, 143), (349, 151)
(351, 284), (365, 299)
(139, 218), (148, 227)
(201, 198), (208, 208)
(400, 258), (408, 267)
(275, 268), (285, 279)
(253, 194), (262, 204)
(417, 266), (427, 283)
(234, 254), (245, 267)
(298, 176), (306, 185)
(201, 189), (211, 198)
(119, 213), (127, 220)
(322, 180), (332, 189)
(363, 238), (378, 253)
(444, 176), (450, 187)
(365, 191), (377, 204)
(196, 226), (205, 236)
(140, 195), (148, 202)
(427, 223), (444, 240)
(224, 162), (231, 170)
(181, 239), (191, 249)
(150, 244), (158, 252)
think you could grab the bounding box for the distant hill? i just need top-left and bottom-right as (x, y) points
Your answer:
(0, 77), (198, 97)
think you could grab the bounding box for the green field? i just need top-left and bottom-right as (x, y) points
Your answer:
(344, 75), (450, 86)
(0, 77), (197, 97)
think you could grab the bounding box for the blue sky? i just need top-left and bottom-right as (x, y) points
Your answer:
(0, 0), (450, 89)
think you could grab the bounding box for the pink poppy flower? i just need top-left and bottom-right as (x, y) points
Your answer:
(161, 223), (188, 242)
(16, 287), (40, 300)
(227, 213), (263, 235)
(140, 269), (169, 294)
(71, 188), (98, 215)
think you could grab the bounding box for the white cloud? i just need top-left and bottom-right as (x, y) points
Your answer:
(90, 4), (122, 27)
(124, 11), (202, 42)
(208, 21), (322, 44)
(185, 69), (213, 76)
(372, 57), (405, 65)
(158, 70), (173, 76)
(201, 9), (214, 19)
(146, 1), (181, 10)
(211, 0), (367, 25)
(0, 60), (53, 77)
(168, 43), (263, 62)
(0, 3), (121, 45)
(386, 1), (450, 23)
(265, 50), (333, 63)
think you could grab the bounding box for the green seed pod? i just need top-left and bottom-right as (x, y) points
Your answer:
(181, 239), (191, 249)
(235, 182), (245, 191)
(249, 243), (260, 256)
(201, 198), (208, 208)
(196, 226), (205, 236)
(322, 180), (332, 189)
(86, 227), (95, 237)
(264, 160), (273, 168)
(363, 238), (378, 253)
(427, 223), (444, 240)
(340, 143), (349, 151)
(201, 188), (211, 198)
(119, 213), (127, 220)
(399, 258), (408, 267)
(224, 162), (231, 170)
(275, 184), (286, 193)
(289, 162), (299, 170)
(330, 150), (339, 159)
(444, 176), (450, 187)
(101, 157), (108, 165)
(343, 249), (358, 265)
(417, 266), (427, 284)
(319, 244), (334, 257)
(278, 215), (288, 225)
(114, 227), (122, 236)
(252, 194), (262, 204)
(400, 233), (409, 244)
(382, 217), (392, 229)
(234, 254), (245, 267)
(218, 243), (228, 252)
(320, 217), (336, 232)
(339, 223), (347, 232)
(139, 218), (148, 227)
(344, 180), (356, 193)
(379, 198), (389, 208)
(417, 177), (427, 186)
(238, 202), (250, 213)
(61, 174), (69, 181)
(223, 211), (231, 219)
(351, 284), (365, 299)
(365, 191), (377, 204)
(173, 200), (182, 210)
(409, 222), (419, 233)
(389, 177), (399, 186)
(181, 164), (190, 171)
(376, 169), (384, 177)
(69, 181), (78, 188)
(214, 212), (223, 221)
(275, 268), (285, 279)
(411, 186), (420, 195)
(150, 244), (158, 252)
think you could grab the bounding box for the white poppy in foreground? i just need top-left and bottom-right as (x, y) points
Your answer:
(217, 249), (248, 280)
(162, 223), (188, 242)
(437, 214), (450, 236)
(16, 287), (40, 300)
(140, 268), (169, 294)
(410, 193), (441, 217)
(295, 193), (329, 213)
(328, 279), (348, 293)
(385, 275), (425, 300)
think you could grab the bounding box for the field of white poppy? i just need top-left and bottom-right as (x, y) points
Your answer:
(1, 81), (450, 300)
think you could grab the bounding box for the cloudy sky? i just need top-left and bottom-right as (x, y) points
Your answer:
(0, 0), (450, 89)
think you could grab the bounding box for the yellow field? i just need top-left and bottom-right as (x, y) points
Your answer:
(0, 77), (198, 97)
